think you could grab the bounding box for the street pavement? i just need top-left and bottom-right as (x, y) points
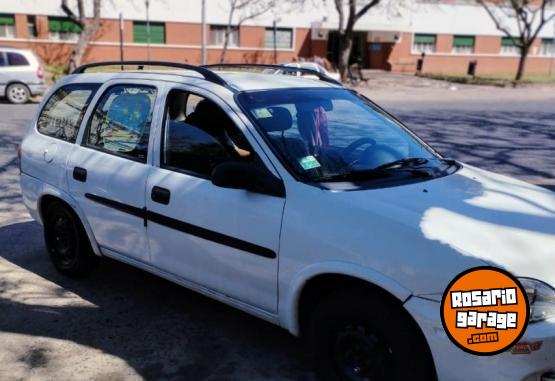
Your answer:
(0, 90), (554, 380)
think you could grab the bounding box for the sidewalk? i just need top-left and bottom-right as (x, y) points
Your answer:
(350, 70), (555, 104)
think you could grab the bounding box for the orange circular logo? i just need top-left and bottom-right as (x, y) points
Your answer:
(440, 267), (529, 356)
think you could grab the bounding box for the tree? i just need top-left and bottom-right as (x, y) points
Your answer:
(477, 0), (555, 82)
(61, 0), (103, 71)
(219, 0), (276, 63)
(333, 0), (380, 80)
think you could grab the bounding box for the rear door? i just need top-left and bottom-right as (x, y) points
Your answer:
(145, 88), (284, 312)
(21, 83), (98, 189)
(67, 81), (161, 263)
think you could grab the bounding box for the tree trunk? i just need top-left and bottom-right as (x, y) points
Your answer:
(69, 27), (95, 71)
(219, 29), (231, 64)
(67, 0), (102, 73)
(514, 46), (529, 82)
(338, 33), (353, 81)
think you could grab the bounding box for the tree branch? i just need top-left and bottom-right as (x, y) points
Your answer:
(355, 0), (380, 22)
(61, 0), (85, 28)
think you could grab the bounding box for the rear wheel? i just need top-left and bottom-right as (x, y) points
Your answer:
(6, 83), (30, 104)
(44, 201), (96, 277)
(307, 288), (436, 381)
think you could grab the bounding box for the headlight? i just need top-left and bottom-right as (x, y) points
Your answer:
(518, 278), (555, 323)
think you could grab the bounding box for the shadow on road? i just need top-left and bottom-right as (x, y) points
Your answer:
(391, 108), (555, 182)
(0, 221), (314, 381)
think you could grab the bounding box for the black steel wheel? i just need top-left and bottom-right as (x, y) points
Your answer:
(44, 201), (96, 277)
(308, 288), (436, 381)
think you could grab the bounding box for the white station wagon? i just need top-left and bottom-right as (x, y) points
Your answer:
(20, 61), (555, 381)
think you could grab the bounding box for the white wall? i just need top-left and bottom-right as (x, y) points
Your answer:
(1, 0), (554, 38)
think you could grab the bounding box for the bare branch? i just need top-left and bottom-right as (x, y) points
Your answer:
(334, 0), (345, 33)
(60, 0), (85, 28)
(354, 0), (380, 22)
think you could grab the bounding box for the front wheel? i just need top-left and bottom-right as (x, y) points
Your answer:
(44, 201), (97, 277)
(308, 288), (436, 381)
(6, 83), (30, 104)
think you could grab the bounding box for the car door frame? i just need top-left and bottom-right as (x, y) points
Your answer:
(145, 82), (287, 312)
(68, 77), (166, 263)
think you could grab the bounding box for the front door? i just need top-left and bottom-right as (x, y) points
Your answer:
(369, 42), (393, 70)
(146, 88), (284, 312)
(67, 83), (160, 263)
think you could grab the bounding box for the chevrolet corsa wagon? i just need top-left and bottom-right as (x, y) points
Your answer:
(20, 62), (555, 381)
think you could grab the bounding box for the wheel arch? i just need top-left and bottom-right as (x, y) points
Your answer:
(38, 189), (102, 257)
(282, 262), (413, 337)
(285, 265), (437, 379)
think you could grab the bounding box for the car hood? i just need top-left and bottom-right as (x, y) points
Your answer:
(326, 165), (555, 292)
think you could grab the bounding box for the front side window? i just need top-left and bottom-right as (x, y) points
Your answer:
(87, 85), (156, 162)
(239, 88), (440, 183)
(0, 53), (6, 67)
(413, 34), (436, 53)
(37, 84), (98, 142)
(264, 28), (293, 49)
(162, 90), (253, 178)
(7, 52), (29, 66)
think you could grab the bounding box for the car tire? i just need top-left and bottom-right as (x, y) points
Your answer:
(44, 201), (97, 277)
(6, 83), (30, 104)
(307, 288), (436, 381)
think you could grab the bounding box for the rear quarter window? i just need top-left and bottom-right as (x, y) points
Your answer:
(7, 52), (29, 66)
(37, 84), (99, 143)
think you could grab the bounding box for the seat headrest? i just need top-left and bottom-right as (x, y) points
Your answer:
(256, 106), (292, 132)
(107, 93), (151, 131)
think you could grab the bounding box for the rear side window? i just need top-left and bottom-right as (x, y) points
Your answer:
(7, 52), (29, 66)
(0, 53), (5, 67)
(37, 84), (98, 142)
(86, 85), (156, 162)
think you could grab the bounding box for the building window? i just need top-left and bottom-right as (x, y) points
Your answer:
(413, 34), (436, 53)
(210, 25), (238, 47)
(500, 37), (519, 55)
(133, 21), (165, 44)
(0, 14), (15, 38)
(264, 27), (293, 49)
(48, 17), (81, 41)
(539, 38), (554, 56)
(452, 35), (475, 54)
(27, 15), (38, 38)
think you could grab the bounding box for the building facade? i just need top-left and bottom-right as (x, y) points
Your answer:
(0, 0), (554, 76)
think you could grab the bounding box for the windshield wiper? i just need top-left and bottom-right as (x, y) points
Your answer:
(373, 157), (429, 171)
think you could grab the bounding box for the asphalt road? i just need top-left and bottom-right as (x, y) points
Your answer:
(0, 97), (554, 380)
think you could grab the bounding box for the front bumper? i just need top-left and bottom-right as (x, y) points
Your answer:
(405, 296), (555, 381)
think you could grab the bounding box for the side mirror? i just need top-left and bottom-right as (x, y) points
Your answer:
(211, 161), (285, 198)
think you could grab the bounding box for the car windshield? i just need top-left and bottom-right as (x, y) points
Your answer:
(238, 88), (438, 182)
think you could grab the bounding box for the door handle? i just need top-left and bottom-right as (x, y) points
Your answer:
(151, 186), (171, 205)
(73, 167), (87, 182)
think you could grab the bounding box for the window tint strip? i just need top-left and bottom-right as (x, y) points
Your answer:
(84, 193), (276, 259)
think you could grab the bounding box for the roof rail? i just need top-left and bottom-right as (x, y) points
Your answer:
(72, 60), (228, 87)
(202, 63), (342, 86)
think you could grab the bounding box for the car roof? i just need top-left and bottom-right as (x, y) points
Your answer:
(63, 69), (338, 92)
(0, 47), (34, 54)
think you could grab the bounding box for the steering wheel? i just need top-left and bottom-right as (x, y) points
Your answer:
(341, 137), (377, 165)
